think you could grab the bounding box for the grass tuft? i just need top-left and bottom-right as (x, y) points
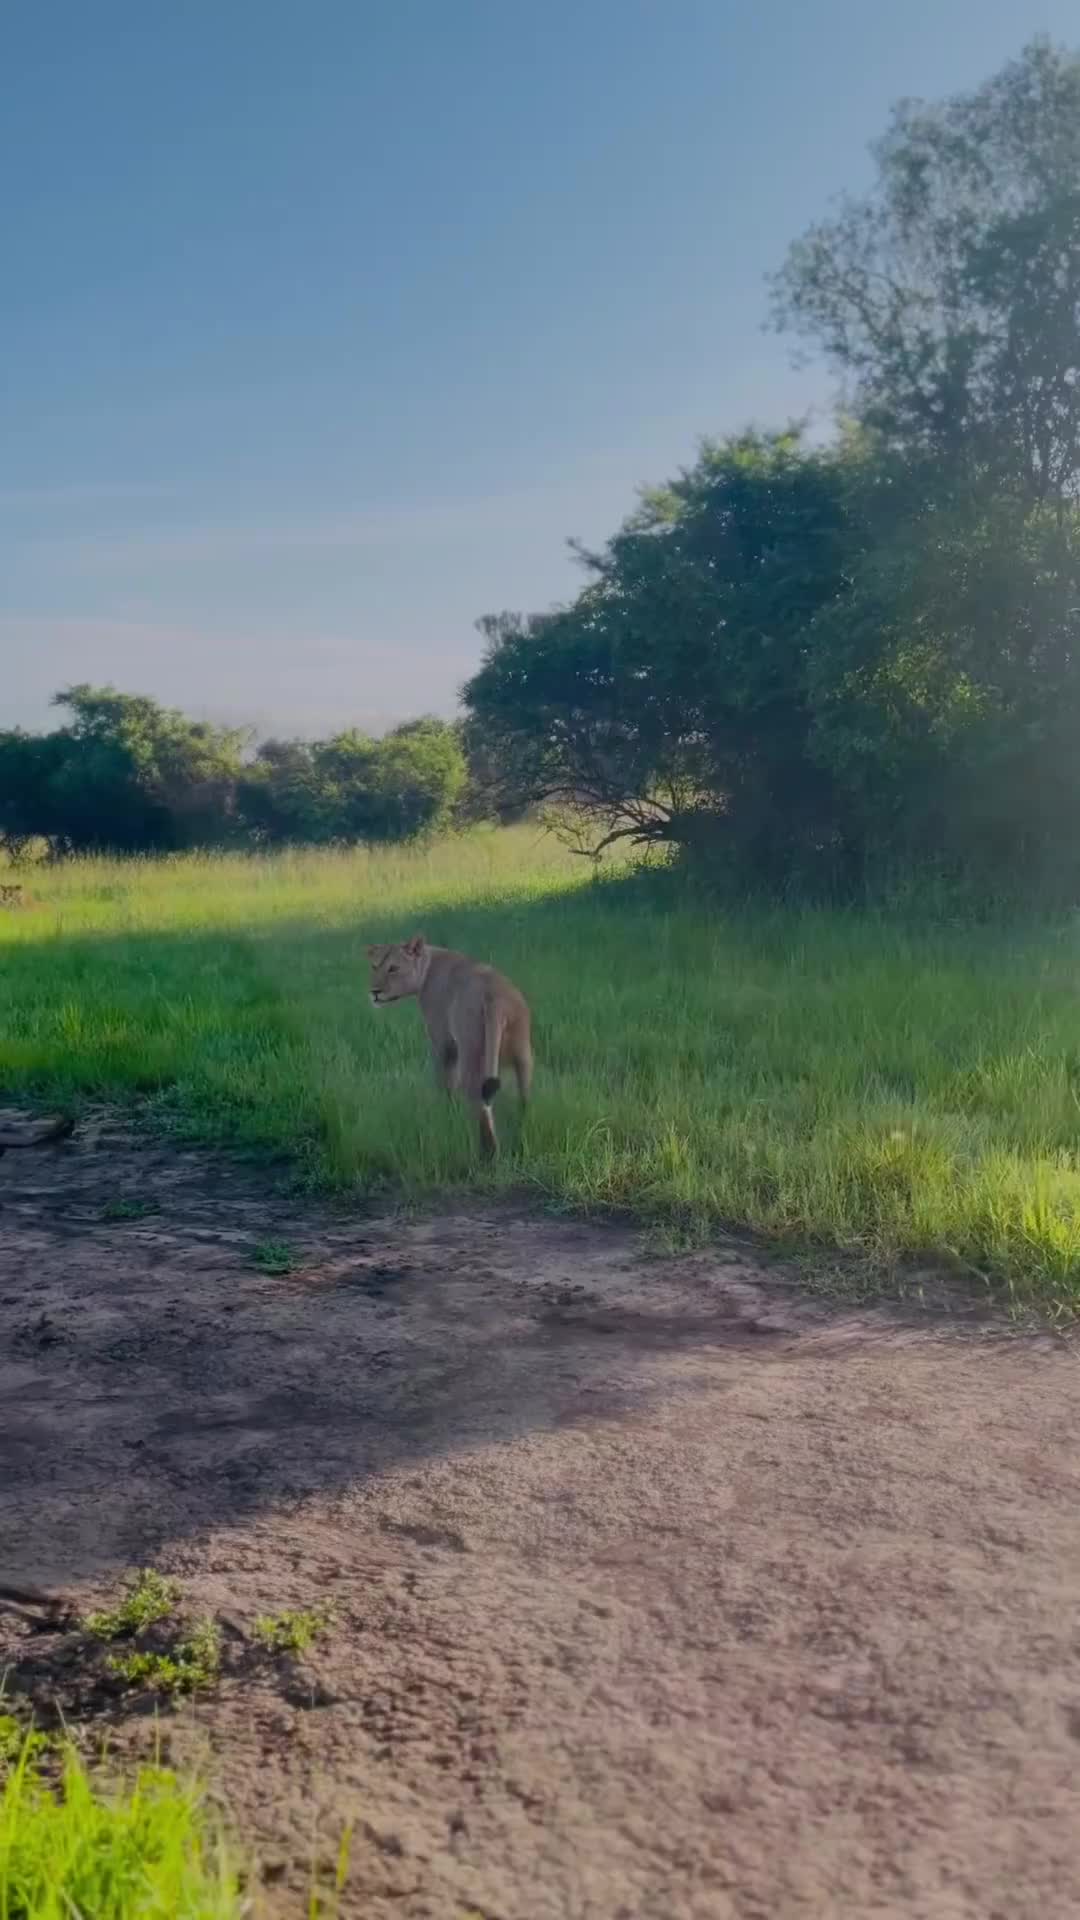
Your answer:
(250, 1238), (299, 1275)
(83, 1572), (220, 1698)
(84, 1569), (178, 1641)
(106, 1622), (222, 1698)
(0, 1732), (243, 1918)
(101, 1196), (159, 1222)
(253, 1606), (334, 1655)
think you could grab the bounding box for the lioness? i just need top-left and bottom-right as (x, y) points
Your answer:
(367, 933), (532, 1155)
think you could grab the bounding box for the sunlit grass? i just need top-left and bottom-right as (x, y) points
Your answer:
(0, 1735), (242, 1920)
(4, 825), (1080, 1306)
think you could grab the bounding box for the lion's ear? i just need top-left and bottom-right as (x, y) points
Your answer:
(404, 932), (426, 957)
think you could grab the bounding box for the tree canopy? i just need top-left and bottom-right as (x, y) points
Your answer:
(771, 39), (1080, 504)
(0, 689), (465, 857)
(465, 421), (1080, 899)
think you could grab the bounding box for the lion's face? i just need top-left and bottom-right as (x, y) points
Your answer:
(366, 933), (428, 1006)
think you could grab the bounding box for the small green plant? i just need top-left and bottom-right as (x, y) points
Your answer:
(84, 1570), (221, 1698)
(101, 1196), (159, 1222)
(84, 1568), (178, 1640)
(253, 1605), (334, 1655)
(107, 1621), (221, 1697)
(251, 1238), (298, 1275)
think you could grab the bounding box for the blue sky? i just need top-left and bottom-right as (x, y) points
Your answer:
(3, 0), (1074, 736)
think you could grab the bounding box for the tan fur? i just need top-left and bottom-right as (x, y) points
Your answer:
(367, 934), (532, 1156)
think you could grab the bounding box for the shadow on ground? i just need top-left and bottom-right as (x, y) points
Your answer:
(2, 1118), (1079, 1920)
(0, 1106), (899, 1589)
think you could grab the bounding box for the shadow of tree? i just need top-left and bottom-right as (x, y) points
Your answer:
(0, 1077), (883, 1608)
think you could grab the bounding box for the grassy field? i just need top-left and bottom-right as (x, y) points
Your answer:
(3, 825), (1080, 1308)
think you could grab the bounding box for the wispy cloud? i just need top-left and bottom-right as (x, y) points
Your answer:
(0, 611), (418, 668)
(9, 477), (615, 572)
(0, 483), (170, 510)
(1, 440), (675, 576)
(0, 614), (443, 736)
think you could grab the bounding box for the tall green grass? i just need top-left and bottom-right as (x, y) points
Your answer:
(0, 1737), (241, 1920)
(4, 826), (1080, 1307)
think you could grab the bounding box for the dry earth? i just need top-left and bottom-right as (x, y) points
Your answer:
(2, 1111), (1080, 1919)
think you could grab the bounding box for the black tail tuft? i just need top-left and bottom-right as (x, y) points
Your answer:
(481, 1076), (500, 1104)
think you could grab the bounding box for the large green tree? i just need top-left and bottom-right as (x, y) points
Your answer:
(466, 430), (1080, 899)
(466, 38), (1080, 901)
(466, 431), (862, 881)
(772, 39), (1080, 503)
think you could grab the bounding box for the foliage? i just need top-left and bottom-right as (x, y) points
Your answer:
(0, 686), (245, 857)
(772, 39), (1080, 503)
(0, 1735), (243, 1919)
(808, 480), (1080, 895)
(84, 1569), (179, 1641)
(101, 1196), (160, 1222)
(83, 1570), (220, 1697)
(470, 441), (1080, 898)
(0, 730), (72, 860)
(106, 1623), (221, 1697)
(234, 716), (465, 848)
(250, 1239), (298, 1274)
(40, 686), (244, 855)
(467, 429), (1080, 897)
(466, 432), (859, 883)
(0, 689), (465, 858)
(253, 1606), (334, 1654)
(466, 40), (1080, 903)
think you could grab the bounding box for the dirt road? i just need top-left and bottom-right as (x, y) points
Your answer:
(2, 1112), (1079, 1918)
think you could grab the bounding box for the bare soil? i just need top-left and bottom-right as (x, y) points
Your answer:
(2, 1111), (1080, 1919)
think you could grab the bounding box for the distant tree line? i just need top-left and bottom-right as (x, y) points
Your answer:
(0, 686), (466, 856)
(464, 40), (1080, 903)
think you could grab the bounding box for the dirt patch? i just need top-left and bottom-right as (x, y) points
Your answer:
(2, 1111), (1079, 1918)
